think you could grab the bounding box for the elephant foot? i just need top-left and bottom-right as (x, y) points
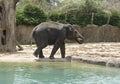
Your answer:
(33, 52), (38, 57)
(49, 56), (55, 59)
(39, 56), (45, 59)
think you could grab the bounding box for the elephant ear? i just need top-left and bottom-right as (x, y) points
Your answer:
(63, 24), (74, 40)
(63, 24), (73, 32)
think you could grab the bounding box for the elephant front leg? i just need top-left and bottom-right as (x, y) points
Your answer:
(49, 42), (60, 59)
(60, 42), (65, 58)
(39, 50), (45, 58)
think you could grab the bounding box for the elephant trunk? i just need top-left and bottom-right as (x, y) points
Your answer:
(74, 30), (84, 44)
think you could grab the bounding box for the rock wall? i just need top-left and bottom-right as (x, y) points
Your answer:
(83, 24), (120, 42)
(16, 25), (120, 44)
(16, 25), (34, 44)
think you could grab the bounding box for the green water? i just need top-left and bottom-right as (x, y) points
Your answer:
(0, 62), (120, 84)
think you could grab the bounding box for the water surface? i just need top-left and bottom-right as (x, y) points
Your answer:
(0, 62), (120, 84)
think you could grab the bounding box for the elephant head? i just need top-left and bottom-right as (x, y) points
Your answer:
(63, 24), (84, 44)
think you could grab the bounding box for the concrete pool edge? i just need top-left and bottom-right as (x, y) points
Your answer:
(0, 56), (120, 68)
(0, 56), (71, 62)
(72, 56), (120, 68)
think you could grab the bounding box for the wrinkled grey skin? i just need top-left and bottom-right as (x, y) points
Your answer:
(32, 22), (84, 59)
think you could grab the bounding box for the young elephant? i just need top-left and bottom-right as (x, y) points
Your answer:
(32, 22), (84, 59)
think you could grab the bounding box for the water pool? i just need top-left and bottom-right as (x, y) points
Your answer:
(0, 62), (120, 84)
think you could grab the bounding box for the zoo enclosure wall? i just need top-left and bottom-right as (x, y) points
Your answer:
(16, 24), (120, 44)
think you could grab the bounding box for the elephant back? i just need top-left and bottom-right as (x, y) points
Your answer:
(37, 22), (64, 30)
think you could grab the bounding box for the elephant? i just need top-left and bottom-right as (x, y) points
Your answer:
(32, 22), (84, 59)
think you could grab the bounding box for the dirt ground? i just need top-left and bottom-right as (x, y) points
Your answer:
(0, 43), (120, 67)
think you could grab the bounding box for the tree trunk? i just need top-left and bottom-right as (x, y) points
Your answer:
(0, 0), (18, 52)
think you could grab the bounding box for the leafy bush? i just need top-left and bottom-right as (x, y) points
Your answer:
(65, 10), (79, 25)
(16, 9), (25, 25)
(93, 11), (108, 26)
(109, 11), (120, 27)
(65, 9), (92, 26)
(16, 1), (120, 27)
(49, 10), (66, 23)
(16, 4), (47, 26)
(48, 0), (109, 26)
(49, 10), (59, 22)
(58, 13), (66, 23)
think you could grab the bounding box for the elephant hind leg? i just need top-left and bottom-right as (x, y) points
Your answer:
(33, 43), (47, 58)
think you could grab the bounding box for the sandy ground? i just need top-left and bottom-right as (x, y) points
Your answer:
(0, 43), (120, 67)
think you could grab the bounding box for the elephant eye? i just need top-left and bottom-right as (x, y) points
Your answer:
(69, 28), (72, 31)
(69, 27), (73, 31)
(74, 30), (78, 36)
(75, 30), (77, 34)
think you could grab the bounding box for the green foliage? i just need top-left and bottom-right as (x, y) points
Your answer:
(49, 10), (66, 23)
(16, 9), (24, 25)
(16, 4), (47, 26)
(66, 0), (107, 26)
(94, 11), (108, 26)
(58, 13), (66, 23)
(16, 0), (120, 27)
(49, 0), (120, 27)
(48, 0), (103, 26)
(49, 10), (60, 22)
(109, 11), (120, 27)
